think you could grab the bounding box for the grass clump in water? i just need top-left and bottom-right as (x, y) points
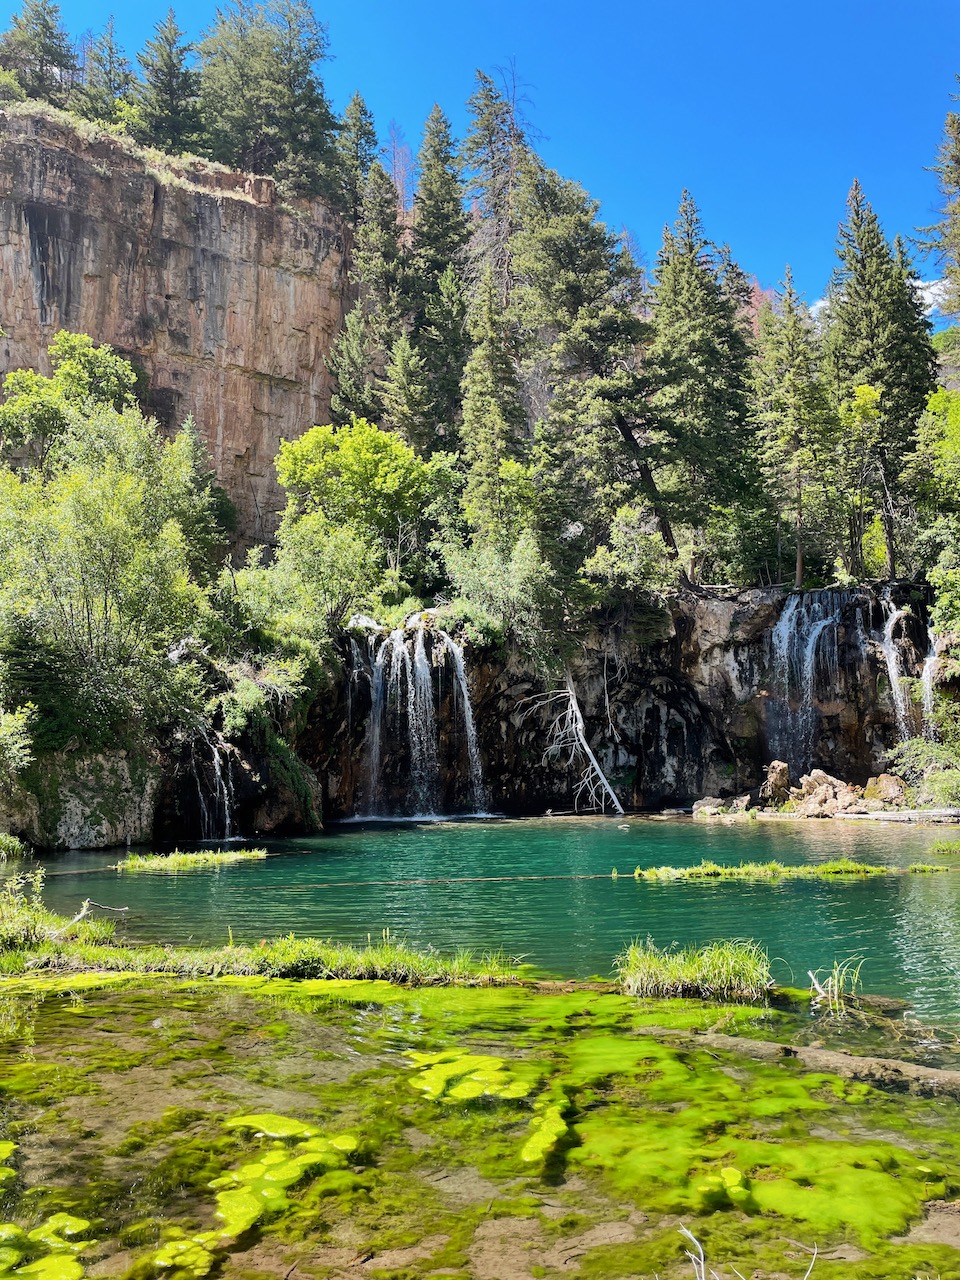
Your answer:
(931, 837), (960, 855)
(632, 857), (936, 881)
(115, 848), (268, 873)
(615, 937), (772, 1004)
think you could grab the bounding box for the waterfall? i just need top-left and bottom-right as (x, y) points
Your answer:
(922, 627), (939, 740)
(192, 734), (236, 840)
(409, 626), (440, 814)
(439, 632), (488, 813)
(770, 588), (930, 772)
(354, 619), (488, 817)
(880, 593), (912, 742)
(769, 590), (846, 772)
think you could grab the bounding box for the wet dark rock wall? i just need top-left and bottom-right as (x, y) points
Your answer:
(302, 585), (933, 818)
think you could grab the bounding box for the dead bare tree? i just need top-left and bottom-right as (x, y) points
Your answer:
(526, 670), (624, 815)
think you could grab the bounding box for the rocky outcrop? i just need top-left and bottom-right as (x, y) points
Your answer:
(2, 750), (162, 849)
(304, 585), (935, 818)
(0, 107), (349, 541)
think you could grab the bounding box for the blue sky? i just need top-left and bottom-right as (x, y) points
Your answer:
(6, 0), (960, 306)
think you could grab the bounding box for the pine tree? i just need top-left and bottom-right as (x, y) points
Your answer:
(459, 269), (528, 547)
(326, 305), (381, 425)
(198, 0), (338, 198)
(136, 9), (201, 155)
(71, 18), (132, 125)
(649, 192), (757, 573)
(353, 160), (405, 347)
(825, 180), (937, 575)
(0, 0), (76, 106)
(753, 268), (838, 587)
(334, 91), (377, 224)
(380, 335), (435, 455)
(512, 162), (671, 573)
(412, 105), (469, 290)
(463, 69), (528, 296)
(418, 263), (469, 436)
(929, 92), (960, 314)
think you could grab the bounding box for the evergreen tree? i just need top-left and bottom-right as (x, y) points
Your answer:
(198, 0), (338, 198)
(352, 160), (405, 347)
(135, 9), (201, 155)
(459, 269), (528, 547)
(418, 263), (469, 436)
(380, 334), (435, 455)
(334, 91), (377, 224)
(0, 0), (76, 106)
(929, 91), (960, 314)
(463, 69), (528, 296)
(71, 18), (132, 125)
(412, 105), (469, 291)
(512, 162), (671, 575)
(326, 305), (381, 426)
(825, 180), (937, 576)
(753, 268), (837, 587)
(649, 191), (757, 577)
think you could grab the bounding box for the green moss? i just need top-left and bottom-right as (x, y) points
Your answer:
(0, 975), (955, 1280)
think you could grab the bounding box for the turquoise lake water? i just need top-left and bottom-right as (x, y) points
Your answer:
(29, 815), (960, 1023)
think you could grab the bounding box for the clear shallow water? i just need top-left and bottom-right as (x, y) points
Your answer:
(27, 815), (960, 1022)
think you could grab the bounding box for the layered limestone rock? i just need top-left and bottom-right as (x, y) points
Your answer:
(0, 107), (348, 540)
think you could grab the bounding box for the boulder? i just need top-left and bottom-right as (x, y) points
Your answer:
(693, 797), (726, 818)
(759, 760), (792, 805)
(864, 774), (907, 807)
(793, 770), (865, 818)
(797, 784), (841, 818)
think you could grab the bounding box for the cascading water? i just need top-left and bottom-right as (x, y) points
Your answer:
(438, 632), (488, 813)
(769, 590), (848, 772)
(192, 734), (236, 840)
(353, 618), (488, 817)
(879, 594), (912, 742)
(770, 587), (931, 773)
(922, 627), (939, 740)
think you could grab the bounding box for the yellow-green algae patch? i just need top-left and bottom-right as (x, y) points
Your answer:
(0, 975), (956, 1277)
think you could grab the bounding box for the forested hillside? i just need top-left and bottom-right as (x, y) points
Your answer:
(2, 0), (960, 829)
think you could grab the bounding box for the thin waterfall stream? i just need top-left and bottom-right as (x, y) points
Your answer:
(351, 617), (488, 817)
(769, 588), (932, 776)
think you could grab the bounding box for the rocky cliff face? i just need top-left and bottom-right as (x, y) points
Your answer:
(305, 585), (934, 817)
(0, 108), (348, 539)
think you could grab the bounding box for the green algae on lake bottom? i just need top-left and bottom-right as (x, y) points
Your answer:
(0, 976), (955, 1278)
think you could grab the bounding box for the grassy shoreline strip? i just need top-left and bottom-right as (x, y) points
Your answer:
(3, 937), (521, 984)
(632, 858), (948, 881)
(115, 848), (268, 873)
(0, 871), (520, 984)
